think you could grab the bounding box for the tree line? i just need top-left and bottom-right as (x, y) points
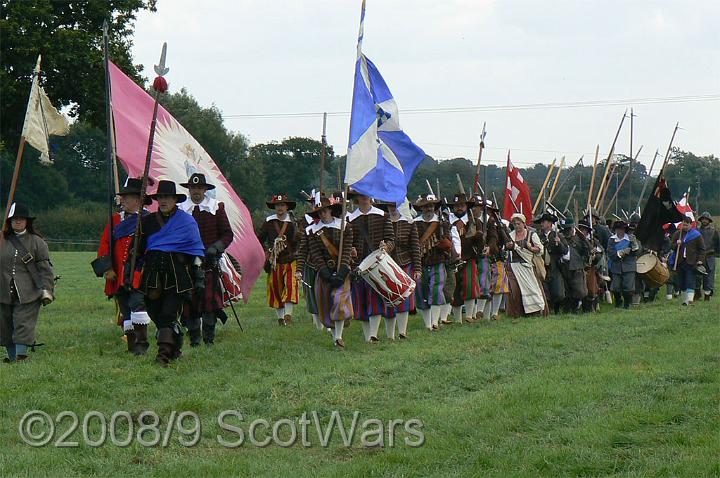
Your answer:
(1, 1), (718, 243)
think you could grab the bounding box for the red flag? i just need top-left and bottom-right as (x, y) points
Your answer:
(503, 151), (533, 223)
(109, 62), (264, 302)
(676, 189), (694, 223)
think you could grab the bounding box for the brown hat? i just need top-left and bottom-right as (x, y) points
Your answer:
(266, 193), (296, 210)
(308, 196), (344, 218)
(446, 193), (475, 206)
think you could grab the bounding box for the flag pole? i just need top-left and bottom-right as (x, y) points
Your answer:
(2, 138), (27, 234)
(319, 112), (327, 192)
(102, 20), (116, 270)
(128, 43), (169, 277)
(635, 149), (659, 213)
(337, 0), (366, 274)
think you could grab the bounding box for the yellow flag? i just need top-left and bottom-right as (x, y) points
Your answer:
(21, 55), (70, 165)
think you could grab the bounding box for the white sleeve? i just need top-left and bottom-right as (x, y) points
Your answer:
(451, 226), (461, 255)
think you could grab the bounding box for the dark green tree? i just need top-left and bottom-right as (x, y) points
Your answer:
(1, 0), (157, 153)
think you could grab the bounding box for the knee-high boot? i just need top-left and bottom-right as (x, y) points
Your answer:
(132, 324), (150, 355)
(202, 313), (217, 345)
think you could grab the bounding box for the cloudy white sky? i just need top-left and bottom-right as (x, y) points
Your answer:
(131, 0), (719, 170)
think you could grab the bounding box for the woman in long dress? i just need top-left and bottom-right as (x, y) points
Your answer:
(505, 213), (548, 317)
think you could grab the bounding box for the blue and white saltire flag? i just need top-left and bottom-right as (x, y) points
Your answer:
(344, 0), (426, 204)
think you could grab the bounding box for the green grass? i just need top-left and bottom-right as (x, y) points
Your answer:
(1, 252), (719, 477)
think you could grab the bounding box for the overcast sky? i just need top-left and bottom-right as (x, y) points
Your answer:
(130, 0), (719, 170)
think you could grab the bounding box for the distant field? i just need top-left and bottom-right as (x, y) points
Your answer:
(0, 252), (718, 477)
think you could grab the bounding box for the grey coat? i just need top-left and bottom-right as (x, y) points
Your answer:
(0, 232), (55, 304)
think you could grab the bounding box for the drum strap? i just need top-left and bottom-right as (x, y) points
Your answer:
(419, 222), (439, 246)
(273, 221), (289, 238)
(317, 230), (339, 261)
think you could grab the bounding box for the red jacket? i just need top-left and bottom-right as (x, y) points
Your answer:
(97, 212), (141, 295)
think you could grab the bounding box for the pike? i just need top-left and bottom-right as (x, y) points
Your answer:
(634, 148), (659, 213)
(586, 144), (600, 211)
(472, 122), (486, 195)
(319, 112), (328, 192)
(552, 155), (584, 202)
(602, 145), (643, 217)
(563, 184), (577, 213)
(456, 173), (477, 237)
(425, 179), (435, 196)
(595, 110), (628, 209)
(128, 42), (169, 278)
(547, 156), (565, 203)
(532, 158), (556, 214)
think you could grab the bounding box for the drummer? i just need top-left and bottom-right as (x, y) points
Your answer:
(347, 190), (395, 342)
(374, 199), (421, 340)
(412, 194), (453, 331)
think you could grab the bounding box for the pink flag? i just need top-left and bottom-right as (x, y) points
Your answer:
(503, 152), (533, 224)
(109, 61), (264, 302)
(676, 189), (695, 224)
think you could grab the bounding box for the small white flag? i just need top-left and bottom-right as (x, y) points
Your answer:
(21, 55), (70, 165)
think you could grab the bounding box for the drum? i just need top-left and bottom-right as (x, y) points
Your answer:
(357, 248), (416, 306)
(219, 253), (243, 305)
(636, 253), (669, 289)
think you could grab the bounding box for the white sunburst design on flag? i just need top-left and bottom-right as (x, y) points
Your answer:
(152, 118), (248, 237)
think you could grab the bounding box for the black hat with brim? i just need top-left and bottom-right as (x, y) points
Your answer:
(7, 202), (35, 221)
(148, 180), (187, 203)
(180, 172), (216, 191)
(118, 177), (153, 205)
(612, 220), (629, 231)
(533, 212), (558, 224)
(308, 198), (344, 219)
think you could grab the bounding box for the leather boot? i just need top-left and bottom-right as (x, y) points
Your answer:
(613, 292), (622, 308)
(284, 314), (293, 326)
(132, 324), (150, 355)
(202, 313), (217, 345)
(187, 328), (202, 347)
(155, 328), (175, 366)
(125, 330), (137, 353)
(622, 292), (633, 309)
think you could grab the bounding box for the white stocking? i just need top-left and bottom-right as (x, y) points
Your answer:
(464, 299), (476, 318)
(369, 315), (382, 338)
(396, 312), (410, 335)
(361, 321), (371, 341)
(420, 309), (432, 329)
(452, 306), (463, 323)
(385, 317), (396, 340)
(333, 320), (344, 341)
(430, 306), (441, 327)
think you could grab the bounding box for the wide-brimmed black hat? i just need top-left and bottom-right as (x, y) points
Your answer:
(577, 219), (593, 231)
(148, 180), (187, 203)
(559, 216), (575, 230)
(446, 193), (475, 206)
(373, 199), (398, 212)
(612, 220), (629, 231)
(266, 193), (296, 210)
(308, 196), (344, 218)
(533, 212), (558, 224)
(7, 202), (35, 221)
(118, 177), (153, 205)
(180, 172), (215, 191)
(347, 188), (371, 200)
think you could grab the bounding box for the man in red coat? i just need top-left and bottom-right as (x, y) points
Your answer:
(179, 173), (234, 345)
(95, 177), (151, 353)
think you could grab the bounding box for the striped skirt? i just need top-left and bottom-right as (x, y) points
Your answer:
(266, 261), (299, 309)
(453, 258), (483, 305)
(384, 264), (416, 318)
(315, 276), (354, 327)
(303, 265), (319, 315)
(491, 260), (510, 294)
(415, 263), (447, 310)
(351, 278), (385, 321)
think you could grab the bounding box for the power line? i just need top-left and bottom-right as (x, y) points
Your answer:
(223, 93), (720, 119)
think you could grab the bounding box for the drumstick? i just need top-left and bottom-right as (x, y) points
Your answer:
(673, 230), (683, 271)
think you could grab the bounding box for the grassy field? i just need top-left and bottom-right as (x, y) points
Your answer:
(0, 252), (718, 477)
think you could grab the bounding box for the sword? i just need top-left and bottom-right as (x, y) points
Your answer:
(214, 266), (243, 332)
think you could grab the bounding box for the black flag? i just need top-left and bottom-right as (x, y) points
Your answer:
(635, 170), (683, 251)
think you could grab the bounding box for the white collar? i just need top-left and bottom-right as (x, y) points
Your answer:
(179, 196), (219, 215)
(310, 217), (342, 233)
(610, 233), (627, 242)
(267, 213), (293, 223)
(348, 206), (385, 221)
(393, 215), (411, 223)
(15, 229), (27, 236)
(448, 213), (468, 225)
(414, 213), (439, 223)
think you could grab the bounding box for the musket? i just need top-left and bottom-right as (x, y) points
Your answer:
(472, 122), (487, 195)
(456, 173), (477, 237)
(128, 43), (169, 278)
